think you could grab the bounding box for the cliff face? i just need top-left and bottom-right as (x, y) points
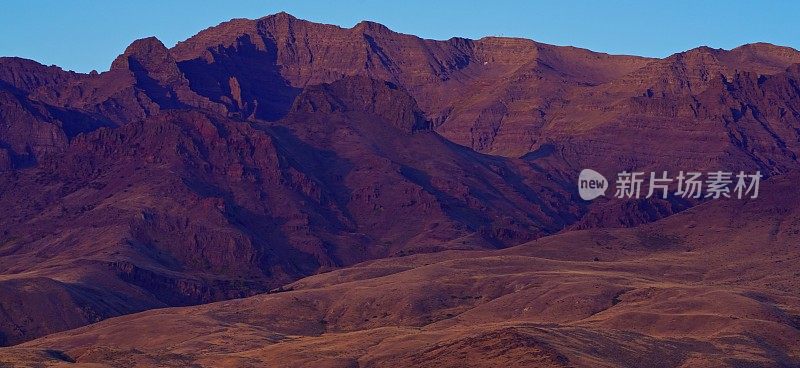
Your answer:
(1, 12), (800, 346)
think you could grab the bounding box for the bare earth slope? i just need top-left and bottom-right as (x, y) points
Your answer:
(1, 174), (798, 367)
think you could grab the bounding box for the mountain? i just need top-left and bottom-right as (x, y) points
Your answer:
(4, 13), (800, 171)
(167, 12), (800, 170)
(2, 173), (798, 367)
(0, 75), (578, 345)
(1, 11), (799, 358)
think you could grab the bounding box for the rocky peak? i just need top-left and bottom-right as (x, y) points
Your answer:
(112, 37), (169, 68)
(104, 36), (229, 115)
(111, 37), (181, 80)
(257, 11), (303, 35)
(260, 11), (297, 23)
(352, 20), (392, 35)
(668, 46), (724, 68)
(724, 42), (800, 75)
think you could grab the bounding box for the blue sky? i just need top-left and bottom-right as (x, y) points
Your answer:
(2, 0), (798, 73)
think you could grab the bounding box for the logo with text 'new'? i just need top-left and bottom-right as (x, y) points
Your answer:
(578, 169), (762, 201)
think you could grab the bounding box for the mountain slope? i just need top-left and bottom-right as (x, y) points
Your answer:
(0, 77), (578, 345)
(3, 174), (798, 367)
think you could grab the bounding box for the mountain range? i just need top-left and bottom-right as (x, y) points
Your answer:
(1, 12), (799, 367)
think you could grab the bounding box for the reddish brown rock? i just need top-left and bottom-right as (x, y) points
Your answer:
(0, 78), (578, 344)
(1, 12), (800, 352)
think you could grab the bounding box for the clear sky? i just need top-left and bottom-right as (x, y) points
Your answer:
(2, 0), (798, 73)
